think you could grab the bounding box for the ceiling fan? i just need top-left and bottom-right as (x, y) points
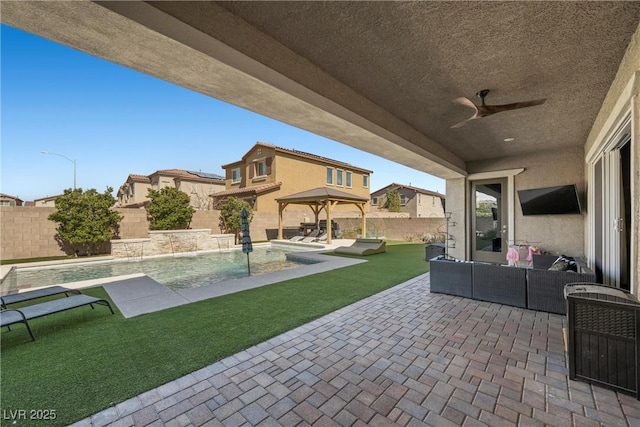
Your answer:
(450, 89), (546, 129)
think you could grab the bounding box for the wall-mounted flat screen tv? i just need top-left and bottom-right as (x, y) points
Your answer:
(518, 184), (582, 215)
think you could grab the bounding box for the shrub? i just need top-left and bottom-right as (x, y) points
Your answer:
(48, 187), (122, 256)
(219, 197), (253, 244)
(146, 187), (195, 230)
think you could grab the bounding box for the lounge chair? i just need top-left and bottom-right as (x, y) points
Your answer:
(1, 286), (81, 309)
(301, 229), (320, 243)
(289, 235), (305, 242)
(0, 309), (35, 341)
(334, 238), (386, 256)
(0, 294), (114, 341)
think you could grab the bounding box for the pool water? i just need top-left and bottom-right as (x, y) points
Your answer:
(4, 247), (314, 291)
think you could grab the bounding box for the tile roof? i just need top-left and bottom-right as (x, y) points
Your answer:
(371, 182), (445, 198)
(153, 169), (225, 183)
(275, 186), (368, 203)
(222, 141), (373, 174)
(128, 174), (151, 183)
(0, 193), (23, 202)
(211, 182), (282, 198)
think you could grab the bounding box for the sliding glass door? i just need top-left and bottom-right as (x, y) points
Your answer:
(591, 133), (631, 291)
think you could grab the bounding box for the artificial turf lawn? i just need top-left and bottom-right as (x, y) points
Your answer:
(0, 242), (429, 426)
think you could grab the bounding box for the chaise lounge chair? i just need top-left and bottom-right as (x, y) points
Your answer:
(0, 294), (114, 341)
(301, 229), (320, 242)
(1, 285), (81, 309)
(0, 309), (35, 341)
(334, 238), (386, 256)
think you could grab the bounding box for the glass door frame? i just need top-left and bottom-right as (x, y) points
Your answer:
(467, 168), (524, 262)
(587, 114), (632, 289)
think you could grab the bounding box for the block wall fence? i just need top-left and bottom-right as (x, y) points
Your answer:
(0, 206), (445, 260)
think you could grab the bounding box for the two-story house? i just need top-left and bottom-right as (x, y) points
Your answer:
(370, 183), (445, 218)
(0, 194), (23, 206)
(212, 142), (372, 213)
(116, 169), (225, 209)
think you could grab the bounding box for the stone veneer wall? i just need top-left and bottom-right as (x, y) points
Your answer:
(110, 230), (235, 259)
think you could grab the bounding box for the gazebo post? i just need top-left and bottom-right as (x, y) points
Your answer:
(358, 203), (367, 238)
(278, 202), (288, 240)
(326, 200), (334, 244)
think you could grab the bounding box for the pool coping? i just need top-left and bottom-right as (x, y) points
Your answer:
(105, 250), (366, 317)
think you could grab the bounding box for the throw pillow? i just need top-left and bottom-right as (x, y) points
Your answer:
(548, 255), (578, 272)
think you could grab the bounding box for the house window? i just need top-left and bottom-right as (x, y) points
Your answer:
(417, 194), (421, 205)
(400, 195), (407, 206)
(432, 196), (436, 207)
(231, 168), (241, 183)
(346, 171), (352, 188)
(255, 160), (267, 177)
(371, 197), (378, 206)
(336, 169), (343, 186)
(326, 167), (334, 185)
(363, 175), (369, 188)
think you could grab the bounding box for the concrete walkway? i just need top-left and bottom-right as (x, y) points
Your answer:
(74, 273), (639, 427)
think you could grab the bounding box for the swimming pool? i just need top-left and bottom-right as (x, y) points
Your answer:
(2, 246), (316, 292)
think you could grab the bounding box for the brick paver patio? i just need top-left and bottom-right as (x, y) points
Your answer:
(74, 273), (640, 426)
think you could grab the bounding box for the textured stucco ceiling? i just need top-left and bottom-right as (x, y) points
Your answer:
(211, 1), (640, 161)
(3, 1), (640, 177)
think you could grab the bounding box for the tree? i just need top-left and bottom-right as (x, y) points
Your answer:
(219, 197), (253, 244)
(384, 189), (401, 212)
(475, 200), (496, 217)
(146, 187), (195, 230)
(48, 187), (123, 256)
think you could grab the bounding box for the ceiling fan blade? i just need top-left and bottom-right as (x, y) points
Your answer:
(483, 98), (547, 115)
(450, 97), (480, 128)
(450, 115), (481, 129)
(452, 97), (479, 112)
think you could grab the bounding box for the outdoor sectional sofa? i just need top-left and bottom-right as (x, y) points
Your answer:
(429, 255), (596, 314)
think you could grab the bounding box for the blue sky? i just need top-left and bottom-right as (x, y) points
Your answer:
(1, 24), (444, 202)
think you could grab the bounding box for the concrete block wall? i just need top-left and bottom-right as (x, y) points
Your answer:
(116, 208), (149, 239)
(0, 206), (65, 259)
(0, 206), (445, 260)
(334, 217), (446, 241)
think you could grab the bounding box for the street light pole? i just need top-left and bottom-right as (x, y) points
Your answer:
(41, 151), (76, 189)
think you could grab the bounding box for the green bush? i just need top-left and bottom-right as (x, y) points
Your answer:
(219, 197), (253, 244)
(48, 188), (122, 256)
(146, 187), (195, 230)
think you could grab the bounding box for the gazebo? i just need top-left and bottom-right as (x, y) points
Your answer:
(275, 187), (368, 244)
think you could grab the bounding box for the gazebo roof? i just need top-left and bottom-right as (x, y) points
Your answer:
(275, 187), (368, 205)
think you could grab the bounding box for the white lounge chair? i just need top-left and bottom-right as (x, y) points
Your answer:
(334, 238), (386, 256)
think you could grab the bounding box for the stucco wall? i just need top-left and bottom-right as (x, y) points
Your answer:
(468, 147), (586, 257)
(445, 178), (466, 260)
(224, 145), (371, 213)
